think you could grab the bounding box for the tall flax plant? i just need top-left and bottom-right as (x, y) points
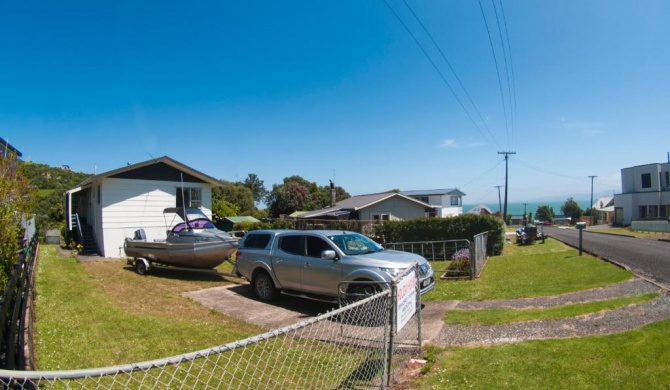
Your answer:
(0, 152), (36, 290)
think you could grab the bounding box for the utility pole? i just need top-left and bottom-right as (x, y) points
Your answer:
(494, 185), (503, 214)
(522, 202), (528, 223)
(498, 151), (516, 223)
(588, 175), (597, 225)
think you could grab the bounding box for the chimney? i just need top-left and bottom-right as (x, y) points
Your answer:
(329, 180), (336, 207)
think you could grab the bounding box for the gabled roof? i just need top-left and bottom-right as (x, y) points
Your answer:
(467, 204), (493, 215)
(0, 137), (22, 157)
(401, 188), (466, 197)
(298, 192), (432, 219)
(68, 156), (223, 192)
(593, 196), (615, 211)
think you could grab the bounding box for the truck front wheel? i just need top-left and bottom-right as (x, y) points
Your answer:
(253, 272), (277, 301)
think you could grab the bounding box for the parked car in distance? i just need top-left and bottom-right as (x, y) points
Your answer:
(235, 230), (435, 302)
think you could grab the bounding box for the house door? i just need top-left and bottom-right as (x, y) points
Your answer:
(614, 207), (623, 226)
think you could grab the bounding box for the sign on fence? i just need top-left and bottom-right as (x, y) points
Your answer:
(396, 270), (417, 333)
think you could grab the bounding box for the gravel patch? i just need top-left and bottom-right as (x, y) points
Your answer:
(428, 278), (670, 347)
(456, 278), (660, 310)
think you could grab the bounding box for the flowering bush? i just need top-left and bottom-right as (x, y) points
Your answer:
(448, 247), (470, 272)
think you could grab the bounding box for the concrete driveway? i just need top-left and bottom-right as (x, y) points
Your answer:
(183, 283), (338, 329)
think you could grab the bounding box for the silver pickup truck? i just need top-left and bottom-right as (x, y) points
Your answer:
(235, 230), (435, 302)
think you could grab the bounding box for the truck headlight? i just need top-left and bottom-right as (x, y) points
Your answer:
(379, 267), (403, 277)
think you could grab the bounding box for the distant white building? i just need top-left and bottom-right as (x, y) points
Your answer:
(592, 196), (615, 225)
(613, 162), (670, 225)
(401, 188), (465, 217)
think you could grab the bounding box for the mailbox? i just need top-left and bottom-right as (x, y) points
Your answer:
(576, 222), (587, 230)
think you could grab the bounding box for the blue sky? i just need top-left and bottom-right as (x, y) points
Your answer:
(2, 1), (668, 204)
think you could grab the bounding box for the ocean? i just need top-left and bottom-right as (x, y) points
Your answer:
(463, 200), (590, 217)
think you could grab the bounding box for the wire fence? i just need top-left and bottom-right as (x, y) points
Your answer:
(0, 266), (422, 389)
(0, 216), (37, 370)
(386, 234), (489, 280)
(385, 239), (472, 279)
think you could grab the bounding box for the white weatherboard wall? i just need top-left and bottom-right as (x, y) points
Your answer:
(358, 197), (426, 221)
(100, 178), (212, 258)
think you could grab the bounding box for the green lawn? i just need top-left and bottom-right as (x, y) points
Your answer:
(423, 238), (633, 302)
(415, 237), (670, 389)
(420, 319), (670, 389)
(35, 246), (256, 369)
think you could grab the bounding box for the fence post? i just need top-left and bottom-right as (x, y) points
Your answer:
(385, 281), (397, 389)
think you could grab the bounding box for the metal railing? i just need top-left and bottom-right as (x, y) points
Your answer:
(0, 217), (38, 370)
(386, 234), (489, 280)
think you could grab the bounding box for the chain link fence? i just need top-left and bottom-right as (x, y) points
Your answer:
(385, 239), (472, 279)
(0, 266), (422, 389)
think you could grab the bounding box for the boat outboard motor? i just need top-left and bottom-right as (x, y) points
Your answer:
(134, 229), (147, 241)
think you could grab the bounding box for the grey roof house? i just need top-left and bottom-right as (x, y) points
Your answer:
(298, 192), (434, 222)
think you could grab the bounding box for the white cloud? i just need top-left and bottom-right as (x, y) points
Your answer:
(438, 139), (457, 148)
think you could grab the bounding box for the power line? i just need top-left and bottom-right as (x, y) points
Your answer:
(457, 159), (504, 190)
(478, 0), (511, 148)
(381, 0), (498, 149)
(490, 0), (515, 149)
(497, 0), (518, 149)
(401, 0), (501, 150)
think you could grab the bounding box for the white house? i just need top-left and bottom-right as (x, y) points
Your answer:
(592, 196), (615, 225)
(613, 162), (670, 225)
(400, 188), (465, 217)
(65, 156), (223, 258)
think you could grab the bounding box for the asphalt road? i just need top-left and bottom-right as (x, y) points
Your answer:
(545, 226), (670, 287)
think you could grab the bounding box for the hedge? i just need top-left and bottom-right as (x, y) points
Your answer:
(241, 214), (505, 257)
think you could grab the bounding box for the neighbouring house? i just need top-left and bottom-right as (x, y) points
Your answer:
(0, 137), (22, 160)
(613, 162), (670, 226)
(218, 216), (260, 232)
(297, 192), (435, 222)
(592, 196), (615, 225)
(400, 188), (465, 217)
(467, 204), (493, 215)
(65, 156), (223, 258)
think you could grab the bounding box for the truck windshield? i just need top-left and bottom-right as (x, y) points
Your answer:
(327, 233), (382, 255)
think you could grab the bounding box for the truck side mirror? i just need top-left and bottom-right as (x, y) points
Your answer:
(321, 250), (337, 260)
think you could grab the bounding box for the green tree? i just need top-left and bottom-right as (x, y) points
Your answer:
(561, 198), (583, 224)
(265, 176), (350, 218)
(535, 205), (555, 222)
(242, 173), (267, 204)
(212, 181), (255, 217)
(1, 153), (37, 288)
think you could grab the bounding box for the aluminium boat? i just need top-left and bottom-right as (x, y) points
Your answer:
(124, 207), (238, 273)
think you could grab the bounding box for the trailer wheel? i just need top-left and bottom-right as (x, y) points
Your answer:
(135, 259), (149, 275)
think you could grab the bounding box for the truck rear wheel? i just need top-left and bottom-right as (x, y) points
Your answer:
(253, 272), (277, 301)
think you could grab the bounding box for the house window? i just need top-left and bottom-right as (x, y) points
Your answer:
(450, 196), (461, 206)
(639, 206), (647, 219)
(416, 196), (429, 204)
(176, 187), (202, 208)
(641, 173), (652, 189)
(665, 171), (670, 188)
(372, 214), (390, 223)
(648, 205), (658, 218)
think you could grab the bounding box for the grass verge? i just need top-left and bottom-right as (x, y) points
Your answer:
(444, 293), (659, 326)
(420, 319), (670, 389)
(35, 246), (260, 370)
(423, 238), (633, 302)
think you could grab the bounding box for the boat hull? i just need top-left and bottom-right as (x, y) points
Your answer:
(124, 239), (238, 269)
